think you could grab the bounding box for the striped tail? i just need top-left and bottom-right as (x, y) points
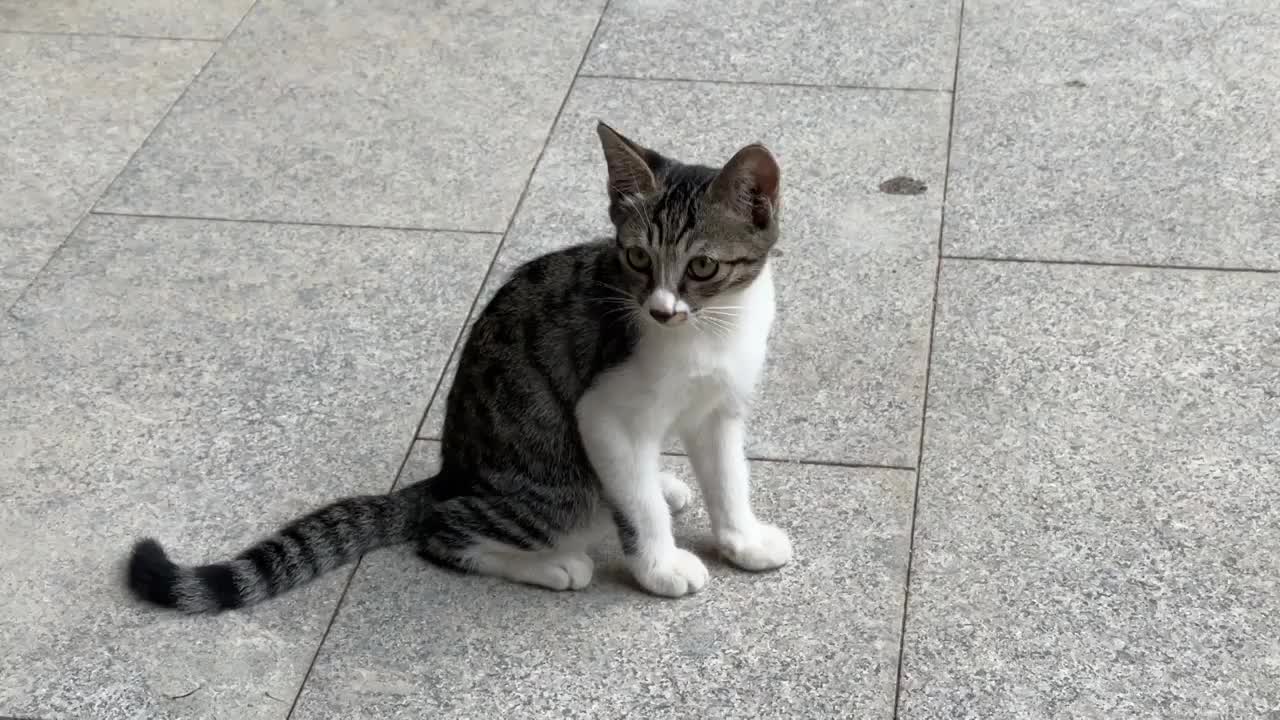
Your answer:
(126, 483), (428, 614)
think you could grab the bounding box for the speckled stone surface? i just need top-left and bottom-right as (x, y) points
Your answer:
(292, 442), (915, 719)
(0, 227), (62, 314)
(899, 260), (1280, 719)
(0, 217), (495, 719)
(8, 1), (1274, 718)
(419, 77), (949, 467)
(0, 33), (212, 309)
(95, 0), (607, 231)
(583, 0), (962, 90)
(0, 0), (255, 39)
(945, 0), (1280, 268)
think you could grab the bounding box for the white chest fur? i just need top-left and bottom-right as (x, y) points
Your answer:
(580, 263), (776, 438)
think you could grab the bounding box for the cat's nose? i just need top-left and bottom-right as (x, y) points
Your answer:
(645, 289), (687, 325)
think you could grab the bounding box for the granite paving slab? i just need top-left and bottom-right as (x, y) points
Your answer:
(292, 441), (915, 719)
(0, 216), (496, 719)
(899, 259), (1280, 719)
(583, 0), (962, 90)
(945, 0), (1280, 269)
(96, 0), (608, 232)
(0, 32), (212, 310)
(0, 0), (256, 39)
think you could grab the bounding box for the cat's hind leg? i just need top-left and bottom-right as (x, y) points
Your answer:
(414, 472), (600, 590)
(462, 542), (594, 591)
(416, 534), (593, 591)
(659, 471), (693, 514)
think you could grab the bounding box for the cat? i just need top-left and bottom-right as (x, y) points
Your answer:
(125, 122), (792, 613)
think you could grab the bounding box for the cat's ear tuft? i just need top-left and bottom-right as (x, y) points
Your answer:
(597, 121), (659, 201)
(710, 144), (781, 229)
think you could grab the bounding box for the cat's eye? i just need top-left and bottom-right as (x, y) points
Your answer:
(624, 247), (651, 272)
(686, 256), (719, 281)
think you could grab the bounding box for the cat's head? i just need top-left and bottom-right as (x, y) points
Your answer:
(596, 121), (781, 329)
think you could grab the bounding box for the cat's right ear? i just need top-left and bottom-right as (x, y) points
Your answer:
(597, 122), (659, 204)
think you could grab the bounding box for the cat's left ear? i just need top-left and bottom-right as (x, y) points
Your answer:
(710, 144), (781, 230)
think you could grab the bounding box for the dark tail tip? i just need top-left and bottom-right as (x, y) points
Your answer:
(126, 538), (180, 609)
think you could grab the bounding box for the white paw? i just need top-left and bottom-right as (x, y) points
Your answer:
(718, 522), (793, 571)
(554, 552), (595, 590)
(659, 472), (693, 514)
(526, 552), (594, 591)
(630, 548), (709, 598)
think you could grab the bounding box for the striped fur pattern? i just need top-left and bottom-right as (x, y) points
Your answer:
(125, 122), (790, 612)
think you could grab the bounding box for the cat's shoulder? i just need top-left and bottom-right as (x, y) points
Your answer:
(509, 240), (611, 282)
(478, 240), (611, 313)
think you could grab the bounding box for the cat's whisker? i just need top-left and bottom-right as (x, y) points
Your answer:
(594, 280), (634, 297)
(594, 296), (634, 307)
(698, 311), (742, 326)
(703, 312), (737, 327)
(602, 305), (638, 321)
(694, 314), (734, 340)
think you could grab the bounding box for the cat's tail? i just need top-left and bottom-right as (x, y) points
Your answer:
(125, 481), (431, 614)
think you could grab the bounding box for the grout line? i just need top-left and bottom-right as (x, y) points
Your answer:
(400, 0), (615, 449)
(577, 72), (952, 94)
(86, 0), (255, 215)
(415, 436), (916, 473)
(661, 450), (915, 472)
(5, 209), (95, 318)
(413, 437), (917, 473)
(281, 562), (363, 718)
(281, 435), (418, 720)
(4, 3), (256, 316)
(893, 1), (966, 718)
(89, 209), (502, 237)
(943, 253), (1280, 275)
(0, 28), (221, 43)
(283, 4), (614, 716)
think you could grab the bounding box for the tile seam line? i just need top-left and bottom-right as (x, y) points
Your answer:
(577, 72), (952, 94)
(892, 0), (966, 718)
(281, 2), (615, 717)
(665, 453), (913, 472)
(4, 0), (260, 317)
(89, 209), (503, 236)
(0, 28), (221, 42)
(424, 439), (915, 473)
(87, 0), (263, 213)
(943, 253), (1280, 275)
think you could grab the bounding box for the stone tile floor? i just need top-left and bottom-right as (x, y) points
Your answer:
(1, 1), (1275, 718)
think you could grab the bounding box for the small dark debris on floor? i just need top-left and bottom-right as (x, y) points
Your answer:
(1065, 79), (1087, 87)
(879, 176), (927, 195)
(164, 684), (203, 700)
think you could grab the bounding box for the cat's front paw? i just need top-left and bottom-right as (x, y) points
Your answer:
(630, 548), (709, 598)
(717, 522), (793, 571)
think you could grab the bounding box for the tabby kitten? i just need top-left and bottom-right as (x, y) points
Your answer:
(126, 122), (791, 612)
